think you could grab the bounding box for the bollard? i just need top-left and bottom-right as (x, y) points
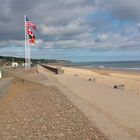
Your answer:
(114, 84), (125, 90)
(89, 77), (96, 82)
(0, 71), (2, 79)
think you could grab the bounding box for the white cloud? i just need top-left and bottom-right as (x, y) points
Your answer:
(1, 0), (140, 61)
(0, 40), (24, 47)
(95, 33), (108, 42)
(40, 18), (90, 36)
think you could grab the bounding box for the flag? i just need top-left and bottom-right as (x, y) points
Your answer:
(25, 16), (37, 31)
(27, 28), (36, 44)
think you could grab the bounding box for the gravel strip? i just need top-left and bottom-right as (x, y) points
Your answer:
(0, 78), (108, 140)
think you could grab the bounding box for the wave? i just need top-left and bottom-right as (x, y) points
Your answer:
(72, 61), (140, 71)
(91, 66), (140, 71)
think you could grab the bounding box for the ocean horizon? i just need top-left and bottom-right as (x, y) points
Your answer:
(70, 60), (140, 71)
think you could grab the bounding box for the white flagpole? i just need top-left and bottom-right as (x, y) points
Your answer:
(24, 15), (31, 69)
(28, 39), (31, 69)
(24, 15), (27, 69)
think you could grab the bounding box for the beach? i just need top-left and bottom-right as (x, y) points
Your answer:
(39, 64), (140, 140)
(61, 66), (140, 95)
(53, 65), (140, 140)
(1, 0), (140, 139)
(0, 65), (140, 140)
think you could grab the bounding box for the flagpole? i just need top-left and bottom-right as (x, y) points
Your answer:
(24, 15), (27, 69)
(24, 15), (31, 69)
(28, 39), (31, 69)
(24, 16), (36, 69)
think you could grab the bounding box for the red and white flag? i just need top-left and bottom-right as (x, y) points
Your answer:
(27, 28), (36, 44)
(25, 16), (37, 31)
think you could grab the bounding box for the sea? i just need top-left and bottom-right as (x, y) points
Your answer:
(70, 61), (140, 71)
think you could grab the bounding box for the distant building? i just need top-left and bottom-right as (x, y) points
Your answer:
(12, 62), (18, 67)
(22, 63), (25, 66)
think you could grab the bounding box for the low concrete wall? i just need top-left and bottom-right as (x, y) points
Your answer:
(37, 64), (48, 74)
(40, 64), (64, 74)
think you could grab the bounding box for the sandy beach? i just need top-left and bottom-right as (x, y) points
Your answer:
(52, 65), (140, 140)
(37, 64), (140, 140)
(61, 66), (140, 95)
(1, 0), (140, 139)
(0, 65), (140, 140)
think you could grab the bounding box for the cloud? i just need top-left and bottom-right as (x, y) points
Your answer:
(0, 0), (140, 61)
(101, 0), (140, 21)
(40, 18), (91, 37)
(0, 0), (96, 42)
(95, 33), (108, 42)
(0, 40), (24, 47)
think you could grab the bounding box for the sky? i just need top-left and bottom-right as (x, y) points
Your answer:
(0, 0), (140, 62)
